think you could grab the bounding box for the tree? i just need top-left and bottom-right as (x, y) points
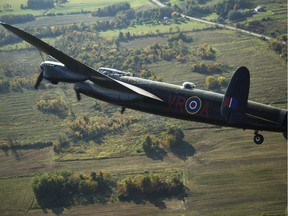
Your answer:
(143, 135), (154, 152)
(205, 76), (218, 89)
(205, 75), (227, 90)
(196, 43), (215, 59)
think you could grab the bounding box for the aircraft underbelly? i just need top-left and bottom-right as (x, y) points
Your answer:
(74, 82), (142, 103)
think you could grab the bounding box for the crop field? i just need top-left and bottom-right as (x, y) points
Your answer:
(100, 20), (209, 40)
(0, 1), (287, 216)
(0, 0), (156, 16)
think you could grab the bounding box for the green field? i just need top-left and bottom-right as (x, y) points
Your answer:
(0, 1), (287, 215)
(0, 0), (156, 16)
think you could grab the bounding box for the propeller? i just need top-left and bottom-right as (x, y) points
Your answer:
(121, 106), (126, 114)
(34, 66), (44, 89)
(74, 84), (82, 101)
(76, 90), (81, 101)
(35, 50), (45, 90)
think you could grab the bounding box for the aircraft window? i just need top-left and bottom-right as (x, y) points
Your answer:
(98, 67), (133, 77)
(182, 82), (195, 89)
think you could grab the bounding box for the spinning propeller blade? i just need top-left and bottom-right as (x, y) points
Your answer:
(76, 91), (81, 101)
(35, 67), (44, 89)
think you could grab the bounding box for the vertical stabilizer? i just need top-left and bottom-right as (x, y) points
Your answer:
(221, 66), (250, 123)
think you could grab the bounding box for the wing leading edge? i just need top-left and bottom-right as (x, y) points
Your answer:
(0, 22), (162, 102)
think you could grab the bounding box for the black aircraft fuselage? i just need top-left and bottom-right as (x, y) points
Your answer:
(73, 67), (287, 136)
(1, 22), (287, 144)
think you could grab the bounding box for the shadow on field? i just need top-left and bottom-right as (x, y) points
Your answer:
(119, 193), (186, 210)
(0, 140), (52, 160)
(145, 141), (195, 161)
(145, 147), (167, 160)
(119, 196), (167, 209)
(170, 141), (196, 161)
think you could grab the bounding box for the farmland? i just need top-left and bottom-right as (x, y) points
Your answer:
(0, 0), (287, 215)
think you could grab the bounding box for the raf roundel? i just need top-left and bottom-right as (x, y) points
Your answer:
(185, 96), (202, 114)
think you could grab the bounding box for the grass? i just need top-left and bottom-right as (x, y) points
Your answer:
(0, 177), (34, 214)
(100, 20), (209, 40)
(0, 0), (156, 16)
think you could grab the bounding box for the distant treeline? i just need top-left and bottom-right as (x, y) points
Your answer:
(91, 4), (177, 30)
(0, 14), (35, 24)
(92, 2), (130, 17)
(20, 0), (68, 10)
(26, 0), (54, 10)
(179, 0), (251, 19)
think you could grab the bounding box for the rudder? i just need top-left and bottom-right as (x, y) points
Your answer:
(221, 66), (250, 123)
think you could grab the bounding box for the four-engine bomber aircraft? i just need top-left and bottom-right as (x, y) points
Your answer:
(1, 22), (287, 144)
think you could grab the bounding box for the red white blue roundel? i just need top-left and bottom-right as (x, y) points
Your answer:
(185, 96), (202, 114)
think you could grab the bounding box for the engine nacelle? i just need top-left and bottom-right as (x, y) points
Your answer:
(74, 80), (142, 104)
(41, 61), (89, 84)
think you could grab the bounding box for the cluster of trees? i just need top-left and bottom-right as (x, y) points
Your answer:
(205, 75), (227, 90)
(0, 14), (35, 24)
(66, 114), (137, 141)
(25, 0), (54, 10)
(236, 20), (264, 34)
(191, 62), (224, 74)
(119, 173), (184, 199)
(32, 169), (185, 207)
(91, 4), (177, 31)
(268, 38), (287, 59)
(167, 32), (193, 43)
(92, 3), (130, 17)
(196, 43), (216, 59)
(32, 169), (113, 207)
(143, 127), (185, 153)
(182, 2), (213, 17)
(175, 0), (250, 20)
(227, 9), (251, 21)
(214, 0), (251, 18)
(36, 93), (70, 118)
(0, 75), (37, 93)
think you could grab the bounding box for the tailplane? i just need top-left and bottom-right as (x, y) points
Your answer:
(221, 66), (250, 123)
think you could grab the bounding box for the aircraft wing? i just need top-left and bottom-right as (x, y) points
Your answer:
(0, 22), (99, 78)
(0, 22), (163, 102)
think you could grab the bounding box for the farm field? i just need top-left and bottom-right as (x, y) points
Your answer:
(0, 0), (156, 16)
(0, 1), (287, 215)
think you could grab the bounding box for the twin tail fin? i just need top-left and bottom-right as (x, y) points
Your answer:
(221, 66), (250, 123)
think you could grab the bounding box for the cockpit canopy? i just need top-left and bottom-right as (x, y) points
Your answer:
(41, 61), (65, 67)
(98, 67), (133, 78)
(182, 82), (196, 89)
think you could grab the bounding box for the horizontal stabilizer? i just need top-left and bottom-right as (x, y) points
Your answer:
(221, 66), (250, 123)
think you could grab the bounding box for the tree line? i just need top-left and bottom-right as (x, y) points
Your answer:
(119, 173), (184, 199)
(91, 4), (178, 31)
(32, 169), (185, 207)
(65, 114), (138, 142)
(92, 2), (130, 17)
(143, 127), (185, 153)
(0, 14), (35, 25)
(33, 169), (113, 207)
(36, 92), (70, 118)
